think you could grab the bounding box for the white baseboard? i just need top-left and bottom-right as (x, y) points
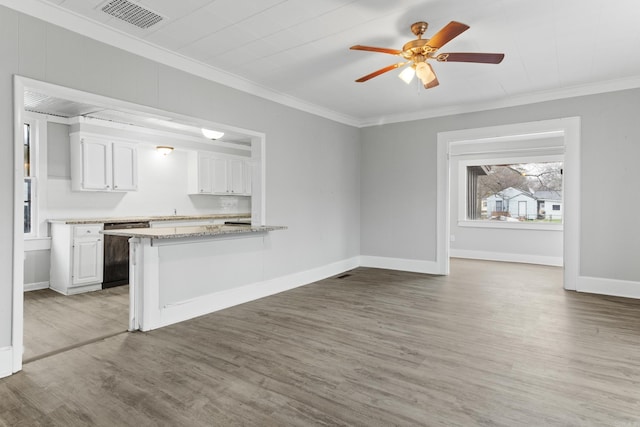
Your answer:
(153, 257), (361, 330)
(359, 255), (442, 274)
(577, 276), (640, 299)
(450, 249), (563, 267)
(24, 281), (49, 292)
(0, 347), (13, 379)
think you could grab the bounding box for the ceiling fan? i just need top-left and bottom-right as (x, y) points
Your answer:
(350, 21), (504, 89)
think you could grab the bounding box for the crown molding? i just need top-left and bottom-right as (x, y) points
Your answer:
(0, 0), (362, 127)
(359, 75), (640, 127)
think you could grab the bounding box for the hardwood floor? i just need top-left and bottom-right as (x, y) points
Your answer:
(3, 259), (640, 426)
(22, 286), (129, 362)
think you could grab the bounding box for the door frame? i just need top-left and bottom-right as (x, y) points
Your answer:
(436, 117), (581, 289)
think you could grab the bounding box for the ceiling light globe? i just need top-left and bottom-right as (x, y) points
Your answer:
(201, 128), (224, 140)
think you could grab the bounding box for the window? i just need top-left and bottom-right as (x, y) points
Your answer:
(466, 161), (563, 223)
(23, 121), (36, 236)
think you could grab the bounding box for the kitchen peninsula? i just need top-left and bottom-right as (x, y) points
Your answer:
(101, 221), (287, 332)
(49, 213), (254, 295)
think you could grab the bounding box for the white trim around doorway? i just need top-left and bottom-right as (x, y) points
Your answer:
(9, 75), (267, 377)
(437, 117), (581, 289)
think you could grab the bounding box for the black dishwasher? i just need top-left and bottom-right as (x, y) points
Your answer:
(103, 221), (150, 289)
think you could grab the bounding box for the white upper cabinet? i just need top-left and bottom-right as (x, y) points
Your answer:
(188, 152), (251, 196)
(70, 133), (138, 192)
(112, 142), (138, 191)
(80, 137), (111, 190)
(211, 157), (229, 194)
(228, 159), (246, 194)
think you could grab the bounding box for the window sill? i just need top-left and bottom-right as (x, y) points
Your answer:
(457, 220), (563, 231)
(24, 237), (51, 252)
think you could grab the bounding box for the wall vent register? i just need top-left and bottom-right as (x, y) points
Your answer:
(100, 0), (164, 29)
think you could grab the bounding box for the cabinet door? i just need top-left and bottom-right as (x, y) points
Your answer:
(112, 142), (138, 191)
(228, 159), (245, 194)
(197, 154), (213, 194)
(211, 157), (228, 194)
(81, 138), (112, 190)
(72, 237), (104, 286)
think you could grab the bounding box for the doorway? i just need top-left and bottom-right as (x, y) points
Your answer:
(11, 75), (266, 375)
(436, 117), (581, 289)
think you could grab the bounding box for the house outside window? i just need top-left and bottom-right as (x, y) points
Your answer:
(466, 161), (563, 224)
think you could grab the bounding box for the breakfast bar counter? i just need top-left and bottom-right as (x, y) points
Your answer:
(108, 223), (287, 332)
(101, 224), (286, 240)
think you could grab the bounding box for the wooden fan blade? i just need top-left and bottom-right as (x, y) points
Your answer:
(437, 52), (505, 64)
(426, 21), (470, 49)
(355, 62), (408, 82)
(350, 45), (403, 55)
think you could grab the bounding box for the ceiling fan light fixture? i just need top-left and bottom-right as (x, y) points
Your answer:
(398, 66), (415, 84)
(416, 62), (436, 85)
(201, 128), (224, 140)
(350, 20), (503, 89)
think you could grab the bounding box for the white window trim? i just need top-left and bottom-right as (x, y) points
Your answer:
(457, 154), (564, 231)
(457, 220), (563, 231)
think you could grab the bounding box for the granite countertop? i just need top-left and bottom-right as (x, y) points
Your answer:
(48, 213), (251, 225)
(101, 224), (287, 240)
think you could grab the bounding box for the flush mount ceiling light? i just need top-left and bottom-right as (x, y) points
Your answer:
(350, 20), (504, 89)
(201, 128), (224, 140)
(156, 145), (174, 156)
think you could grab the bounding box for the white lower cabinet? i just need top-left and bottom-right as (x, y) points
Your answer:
(72, 237), (103, 285)
(50, 223), (104, 295)
(188, 152), (251, 196)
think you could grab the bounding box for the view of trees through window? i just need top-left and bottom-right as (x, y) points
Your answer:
(467, 161), (563, 223)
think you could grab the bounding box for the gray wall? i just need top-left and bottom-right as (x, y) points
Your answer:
(0, 6), (361, 347)
(361, 89), (640, 283)
(47, 122), (70, 179)
(24, 250), (49, 285)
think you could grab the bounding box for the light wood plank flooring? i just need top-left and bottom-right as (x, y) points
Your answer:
(23, 286), (129, 362)
(3, 259), (640, 426)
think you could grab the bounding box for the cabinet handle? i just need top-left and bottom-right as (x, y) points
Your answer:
(114, 185), (118, 189)
(86, 230), (91, 233)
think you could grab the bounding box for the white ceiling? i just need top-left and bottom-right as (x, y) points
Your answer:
(15, 0), (640, 126)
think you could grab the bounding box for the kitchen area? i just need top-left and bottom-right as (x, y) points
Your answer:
(20, 79), (281, 362)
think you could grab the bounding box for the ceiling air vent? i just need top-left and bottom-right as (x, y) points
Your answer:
(100, 0), (164, 29)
